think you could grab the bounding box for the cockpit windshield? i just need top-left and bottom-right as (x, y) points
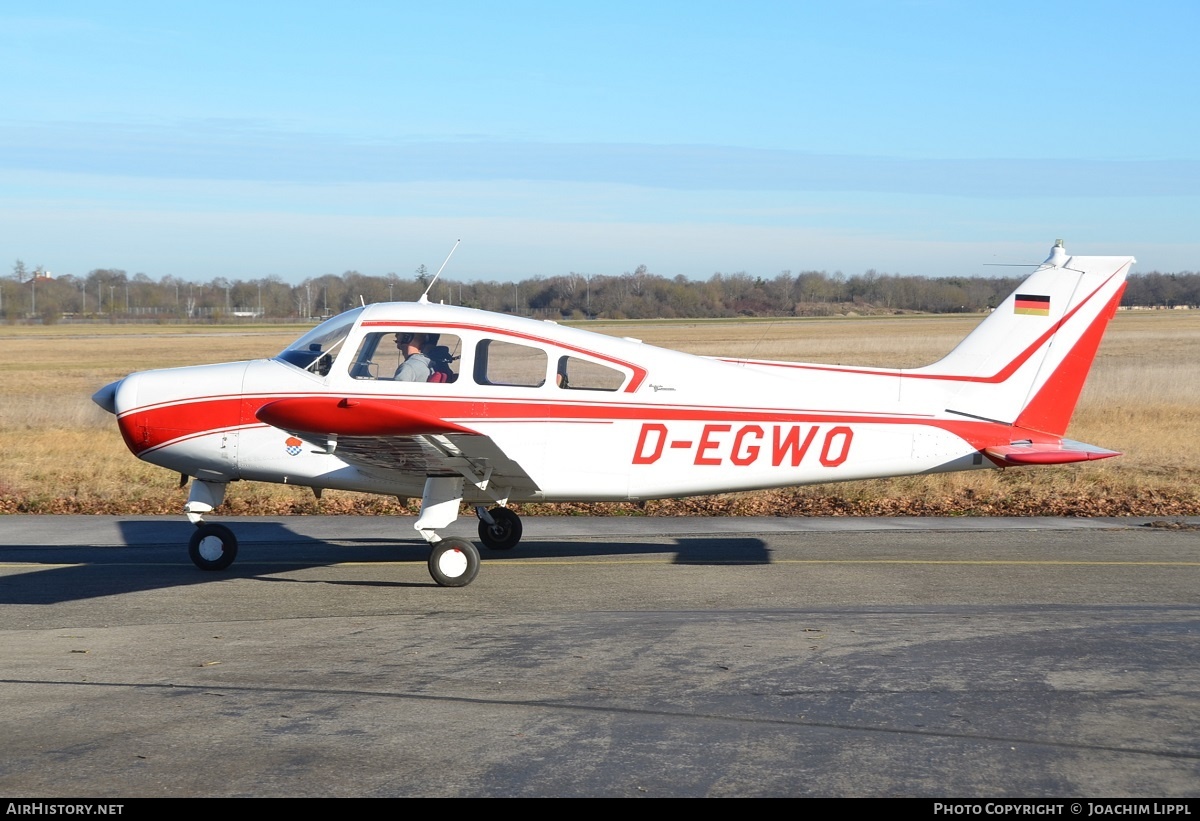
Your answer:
(275, 307), (365, 375)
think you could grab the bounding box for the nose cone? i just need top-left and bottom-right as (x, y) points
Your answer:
(100, 362), (248, 477)
(92, 379), (123, 414)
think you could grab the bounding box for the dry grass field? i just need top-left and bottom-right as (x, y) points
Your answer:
(1, 310), (1197, 517)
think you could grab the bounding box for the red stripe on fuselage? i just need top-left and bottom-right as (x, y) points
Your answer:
(118, 397), (247, 455)
(118, 390), (1027, 461)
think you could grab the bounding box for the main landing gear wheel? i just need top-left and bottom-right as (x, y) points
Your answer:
(188, 523), (238, 571)
(428, 538), (480, 587)
(478, 507), (523, 551)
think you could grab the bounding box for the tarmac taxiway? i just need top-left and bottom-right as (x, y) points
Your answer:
(1, 515), (1197, 797)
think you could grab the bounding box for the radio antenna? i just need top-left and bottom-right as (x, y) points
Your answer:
(418, 239), (461, 304)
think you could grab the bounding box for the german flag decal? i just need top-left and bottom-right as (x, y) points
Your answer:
(1014, 293), (1051, 316)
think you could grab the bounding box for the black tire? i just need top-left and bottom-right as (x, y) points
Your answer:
(428, 538), (480, 587)
(188, 523), (238, 571)
(477, 507), (523, 551)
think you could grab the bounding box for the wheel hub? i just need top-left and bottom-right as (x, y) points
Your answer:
(436, 547), (469, 578)
(198, 536), (224, 561)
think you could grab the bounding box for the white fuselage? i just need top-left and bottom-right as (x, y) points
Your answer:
(106, 301), (1013, 504)
(93, 243), (1132, 587)
(104, 242), (1137, 506)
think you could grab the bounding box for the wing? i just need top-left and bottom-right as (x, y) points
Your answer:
(256, 396), (539, 490)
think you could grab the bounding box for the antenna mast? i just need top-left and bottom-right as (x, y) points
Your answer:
(418, 239), (461, 304)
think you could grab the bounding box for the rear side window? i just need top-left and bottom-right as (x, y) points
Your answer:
(474, 339), (548, 388)
(555, 355), (625, 391)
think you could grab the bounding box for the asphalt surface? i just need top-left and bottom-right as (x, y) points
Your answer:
(1, 515), (1198, 798)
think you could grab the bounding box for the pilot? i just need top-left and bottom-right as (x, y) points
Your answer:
(394, 332), (432, 381)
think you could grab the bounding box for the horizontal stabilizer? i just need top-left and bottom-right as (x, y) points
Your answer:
(257, 397), (479, 437)
(984, 438), (1121, 466)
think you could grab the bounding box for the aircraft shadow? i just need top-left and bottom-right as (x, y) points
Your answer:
(0, 521), (769, 605)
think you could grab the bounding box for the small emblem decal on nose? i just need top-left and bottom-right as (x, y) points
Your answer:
(285, 436), (303, 456)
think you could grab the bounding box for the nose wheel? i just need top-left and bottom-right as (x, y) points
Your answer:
(428, 538), (480, 587)
(188, 523), (239, 571)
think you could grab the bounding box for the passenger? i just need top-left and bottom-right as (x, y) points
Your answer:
(394, 332), (432, 382)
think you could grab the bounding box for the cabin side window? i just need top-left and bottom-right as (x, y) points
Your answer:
(348, 332), (462, 383)
(474, 339), (548, 388)
(555, 355), (625, 391)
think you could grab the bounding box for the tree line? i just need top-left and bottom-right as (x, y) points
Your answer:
(3, 259), (1196, 324)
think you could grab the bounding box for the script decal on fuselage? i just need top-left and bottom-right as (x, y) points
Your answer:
(632, 423), (853, 468)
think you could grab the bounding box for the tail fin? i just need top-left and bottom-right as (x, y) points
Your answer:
(915, 241), (1133, 436)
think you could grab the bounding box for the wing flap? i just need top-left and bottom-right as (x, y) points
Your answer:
(330, 432), (537, 487)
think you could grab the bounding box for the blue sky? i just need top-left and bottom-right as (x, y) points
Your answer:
(2, 1), (1197, 283)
